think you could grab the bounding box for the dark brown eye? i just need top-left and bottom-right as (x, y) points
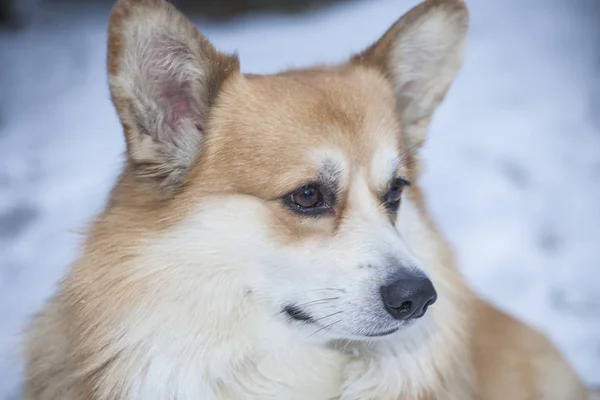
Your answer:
(284, 183), (333, 217)
(291, 185), (323, 209)
(385, 177), (410, 210)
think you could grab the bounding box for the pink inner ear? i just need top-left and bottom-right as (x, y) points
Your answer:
(145, 39), (203, 140)
(163, 80), (198, 126)
(154, 79), (202, 143)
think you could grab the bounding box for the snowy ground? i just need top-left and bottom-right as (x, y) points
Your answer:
(1, 0), (599, 397)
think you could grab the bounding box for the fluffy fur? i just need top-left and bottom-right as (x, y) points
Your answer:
(24, 0), (592, 399)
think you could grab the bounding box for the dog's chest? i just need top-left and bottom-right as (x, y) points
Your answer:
(219, 346), (347, 399)
(131, 339), (347, 399)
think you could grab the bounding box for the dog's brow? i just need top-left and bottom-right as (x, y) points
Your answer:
(318, 158), (343, 194)
(310, 148), (347, 187)
(370, 147), (400, 191)
(320, 159), (341, 182)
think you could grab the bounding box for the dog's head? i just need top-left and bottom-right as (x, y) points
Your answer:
(107, 0), (468, 341)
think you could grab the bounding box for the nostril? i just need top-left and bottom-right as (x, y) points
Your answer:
(413, 298), (436, 319)
(394, 301), (413, 315)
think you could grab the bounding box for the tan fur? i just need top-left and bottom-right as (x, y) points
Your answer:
(25, 0), (591, 399)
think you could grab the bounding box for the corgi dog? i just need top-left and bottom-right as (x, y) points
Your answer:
(24, 0), (592, 398)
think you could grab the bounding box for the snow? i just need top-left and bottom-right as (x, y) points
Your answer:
(1, 0), (599, 397)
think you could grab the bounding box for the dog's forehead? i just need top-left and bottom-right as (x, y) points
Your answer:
(248, 69), (398, 141)
(200, 66), (405, 192)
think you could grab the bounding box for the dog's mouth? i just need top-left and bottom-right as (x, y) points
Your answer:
(283, 305), (314, 322)
(363, 326), (400, 337)
(283, 304), (401, 339)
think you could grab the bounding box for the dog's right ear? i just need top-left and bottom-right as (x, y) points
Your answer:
(108, 0), (239, 188)
(351, 0), (468, 153)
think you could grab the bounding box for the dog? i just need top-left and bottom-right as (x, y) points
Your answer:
(24, 0), (594, 398)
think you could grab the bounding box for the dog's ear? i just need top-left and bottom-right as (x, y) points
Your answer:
(107, 0), (239, 188)
(352, 0), (468, 151)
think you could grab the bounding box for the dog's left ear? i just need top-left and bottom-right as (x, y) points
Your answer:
(107, 0), (240, 189)
(352, 0), (468, 151)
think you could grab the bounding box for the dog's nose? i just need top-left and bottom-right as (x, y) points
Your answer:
(380, 273), (437, 320)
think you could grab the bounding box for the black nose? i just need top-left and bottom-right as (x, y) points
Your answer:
(380, 273), (437, 320)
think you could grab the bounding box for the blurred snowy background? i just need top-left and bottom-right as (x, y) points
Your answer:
(1, 0), (599, 397)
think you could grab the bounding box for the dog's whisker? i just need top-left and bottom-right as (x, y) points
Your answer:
(312, 310), (343, 323)
(398, 141), (422, 161)
(307, 288), (346, 293)
(308, 320), (342, 338)
(295, 297), (339, 307)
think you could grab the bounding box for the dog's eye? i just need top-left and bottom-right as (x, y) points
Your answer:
(291, 185), (323, 209)
(384, 177), (410, 210)
(284, 183), (333, 216)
